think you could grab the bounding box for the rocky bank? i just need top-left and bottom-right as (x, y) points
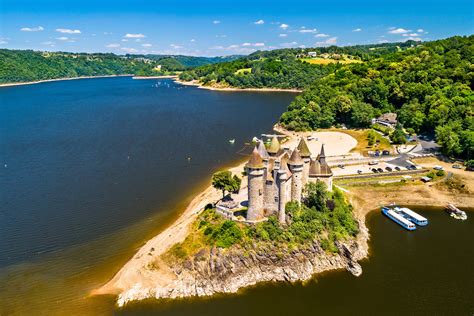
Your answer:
(116, 219), (369, 307)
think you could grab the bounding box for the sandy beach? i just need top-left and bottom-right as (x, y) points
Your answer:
(0, 74), (135, 88)
(174, 79), (303, 93)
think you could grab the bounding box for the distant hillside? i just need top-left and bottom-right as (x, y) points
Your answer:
(0, 49), (242, 84)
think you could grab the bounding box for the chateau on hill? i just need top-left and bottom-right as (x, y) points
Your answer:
(245, 136), (333, 223)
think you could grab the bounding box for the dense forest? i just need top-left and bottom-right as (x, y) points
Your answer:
(177, 40), (419, 89)
(280, 36), (473, 159)
(180, 36), (473, 159)
(0, 50), (240, 83)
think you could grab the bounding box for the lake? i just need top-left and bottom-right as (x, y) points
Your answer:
(0, 77), (296, 314)
(0, 78), (472, 315)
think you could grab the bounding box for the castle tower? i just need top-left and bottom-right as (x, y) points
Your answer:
(308, 144), (333, 191)
(277, 159), (291, 224)
(297, 138), (312, 185)
(287, 149), (304, 203)
(245, 147), (266, 221)
(263, 159), (278, 215)
(267, 136), (280, 157)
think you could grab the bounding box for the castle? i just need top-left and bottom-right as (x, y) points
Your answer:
(245, 136), (333, 224)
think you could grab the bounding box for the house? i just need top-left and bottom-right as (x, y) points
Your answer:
(307, 51), (317, 57)
(372, 112), (398, 128)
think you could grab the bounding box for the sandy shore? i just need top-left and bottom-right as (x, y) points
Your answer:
(93, 159), (248, 295)
(0, 74), (135, 88)
(133, 75), (178, 79)
(174, 79), (303, 92)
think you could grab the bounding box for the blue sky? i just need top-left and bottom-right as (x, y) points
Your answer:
(0, 0), (473, 56)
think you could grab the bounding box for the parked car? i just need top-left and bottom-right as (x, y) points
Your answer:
(338, 164), (345, 169)
(377, 168), (384, 173)
(452, 164), (462, 169)
(368, 161), (378, 166)
(382, 150), (390, 155)
(434, 165), (444, 171)
(385, 166), (393, 172)
(372, 168), (378, 173)
(394, 166), (401, 171)
(357, 169), (363, 174)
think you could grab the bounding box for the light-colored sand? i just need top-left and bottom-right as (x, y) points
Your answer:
(174, 79), (303, 93)
(0, 75), (133, 88)
(274, 126), (358, 157)
(133, 75), (178, 79)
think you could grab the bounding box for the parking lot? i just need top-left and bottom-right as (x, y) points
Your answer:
(331, 160), (419, 177)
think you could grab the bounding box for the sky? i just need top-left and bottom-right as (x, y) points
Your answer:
(0, 0), (473, 56)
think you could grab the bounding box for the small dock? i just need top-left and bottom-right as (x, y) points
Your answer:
(445, 204), (467, 220)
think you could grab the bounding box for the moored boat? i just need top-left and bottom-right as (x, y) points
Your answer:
(395, 207), (428, 226)
(382, 207), (416, 230)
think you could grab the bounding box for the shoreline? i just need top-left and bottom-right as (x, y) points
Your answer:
(133, 75), (178, 79)
(173, 79), (303, 93)
(0, 74), (134, 88)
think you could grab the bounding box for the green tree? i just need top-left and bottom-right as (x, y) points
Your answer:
(211, 171), (241, 198)
(303, 181), (329, 211)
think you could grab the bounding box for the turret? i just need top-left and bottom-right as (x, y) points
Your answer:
(287, 149), (304, 203)
(297, 138), (312, 185)
(308, 144), (333, 191)
(256, 140), (270, 164)
(267, 136), (280, 157)
(277, 158), (291, 224)
(245, 147), (266, 221)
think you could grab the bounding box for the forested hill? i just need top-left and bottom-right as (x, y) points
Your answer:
(0, 49), (240, 84)
(280, 35), (473, 159)
(177, 40), (420, 89)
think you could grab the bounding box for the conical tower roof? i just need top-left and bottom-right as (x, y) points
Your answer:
(267, 136), (280, 155)
(257, 140), (270, 159)
(309, 157), (321, 175)
(297, 138), (312, 158)
(319, 144), (326, 161)
(278, 157), (292, 177)
(246, 147), (264, 169)
(288, 149), (303, 166)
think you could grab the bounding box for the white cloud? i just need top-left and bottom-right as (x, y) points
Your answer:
(142, 43), (152, 47)
(378, 39), (389, 43)
(280, 41), (298, 48)
(417, 29), (424, 33)
(20, 26), (44, 32)
(215, 34), (227, 38)
(0, 40), (8, 44)
(280, 23), (289, 30)
(227, 44), (240, 49)
(121, 47), (138, 53)
(170, 44), (183, 49)
(315, 33), (329, 38)
(106, 43), (120, 48)
(190, 39), (196, 42)
(352, 28), (362, 32)
(254, 19), (265, 25)
(316, 37), (337, 46)
(56, 37), (69, 41)
(403, 33), (419, 37)
(121, 39), (128, 42)
(213, 20), (221, 24)
(56, 28), (81, 34)
(124, 33), (145, 38)
(388, 27), (411, 34)
(41, 41), (54, 46)
(241, 42), (264, 47)
(299, 28), (317, 34)
(279, 34), (287, 37)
